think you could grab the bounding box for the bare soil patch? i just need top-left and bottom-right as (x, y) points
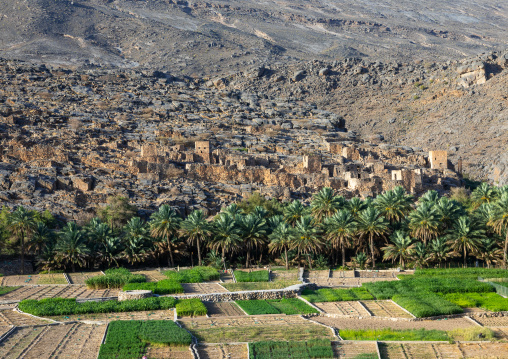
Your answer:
(314, 316), (476, 331)
(0, 285), (116, 302)
(0, 309), (50, 326)
(474, 316), (508, 327)
(205, 302), (246, 317)
(380, 342), (508, 359)
(333, 341), (378, 358)
(48, 309), (175, 323)
(131, 270), (167, 282)
(314, 301), (370, 317)
(0, 323), (104, 359)
(197, 343), (247, 359)
(271, 270), (299, 281)
(361, 300), (413, 319)
(181, 283), (227, 294)
(145, 345), (193, 359)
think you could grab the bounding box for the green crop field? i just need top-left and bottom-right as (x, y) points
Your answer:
(236, 298), (318, 315)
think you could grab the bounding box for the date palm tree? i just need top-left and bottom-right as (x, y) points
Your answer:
(374, 187), (413, 224)
(487, 193), (508, 267)
(311, 187), (344, 223)
(223, 203), (242, 217)
(28, 222), (53, 257)
(324, 209), (357, 267)
(123, 217), (150, 265)
(357, 207), (390, 268)
(268, 222), (294, 269)
(291, 215), (324, 270)
(428, 237), (452, 268)
(346, 197), (367, 218)
(418, 190), (440, 205)
(283, 200), (307, 227)
(149, 205), (182, 267)
(411, 242), (429, 268)
(55, 222), (90, 272)
(472, 183), (498, 208)
(477, 237), (503, 269)
(382, 231), (414, 269)
(180, 210), (212, 266)
(447, 216), (485, 267)
(98, 237), (121, 268)
(209, 213), (242, 263)
(408, 203), (440, 244)
(239, 213), (268, 267)
(434, 197), (464, 231)
(7, 206), (36, 274)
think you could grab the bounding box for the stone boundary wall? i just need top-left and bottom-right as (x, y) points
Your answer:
(172, 287), (302, 302)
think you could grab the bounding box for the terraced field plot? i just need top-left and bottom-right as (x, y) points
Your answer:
(1, 275), (40, 286)
(0, 323), (105, 359)
(333, 341), (378, 358)
(314, 316), (476, 331)
(145, 345), (193, 359)
(197, 343), (247, 359)
(314, 301), (371, 317)
(131, 270), (167, 282)
(205, 301), (246, 317)
(0, 309), (50, 326)
(36, 274), (68, 285)
(48, 309), (175, 323)
(473, 316), (508, 327)
(181, 283), (227, 294)
(271, 269), (299, 281)
(0, 285), (116, 302)
(221, 281), (300, 291)
(379, 342), (508, 359)
(181, 315), (334, 343)
(361, 300), (414, 318)
(66, 272), (103, 285)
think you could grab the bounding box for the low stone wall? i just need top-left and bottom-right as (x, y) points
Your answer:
(173, 288), (300, 302)
(118, 290), (152, 301)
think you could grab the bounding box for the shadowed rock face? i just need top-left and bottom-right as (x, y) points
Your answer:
(0, 0), (507, 72)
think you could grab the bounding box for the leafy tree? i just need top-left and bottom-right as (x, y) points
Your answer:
(408, 203), (440, 244)
(291, 215), (324, 269)
(7, 206), (36, 274)
(98, 196), (137, 229)
(209, 213), (242, 263)
(382, 231), (413, 269)
(311, 187), (344, 223)
(324, 209), (356, 267)
(268, 222), (294, 270)
(447, 216), (485, 267)
(55, 222), (90, 272)
(180, 210), (212, 266)
(357, 207), (389, 268)
(149, 205), (182, 267)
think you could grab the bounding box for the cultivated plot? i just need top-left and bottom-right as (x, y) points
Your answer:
(197, 343), (248, 359)
(66, 272), (103, 285)
(131, 270), (167, 282)
(333, 341), (378, 359)
(49, 309), (175, 323)
(361, 300), (414, 318)
(271, 269), (299, 281)
(181, 283), (227, 294)
(0, 309), (50, 326)
(145, 345), (194, 359)
(474, 316), (508, 327)
(180, 315), (334, 343)
(0, 323), (105, 359)
(314, 301), (371, 317)
(0, 285), (116, 302)
(379, 342), (508, 359)
(205, 301), (246, 317)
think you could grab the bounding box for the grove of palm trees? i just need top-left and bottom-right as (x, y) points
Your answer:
(1, 183), (508, 274)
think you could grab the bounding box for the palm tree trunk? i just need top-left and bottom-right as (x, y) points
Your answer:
(246, 250), (250, 268)
(167, 237), (174, 267)
(464, 246), (467, 268)
(72, 262), (76, 273)
(308, 254), (313, 270)
(504, 232), (508, 269)
(285, 248), (288, 270)
(197, 239), (202, 266)
(221, 247), (225, 263)
(20, 230), (25, 275)
(370, 234), (375, 268)
(342, 245), (346, 268)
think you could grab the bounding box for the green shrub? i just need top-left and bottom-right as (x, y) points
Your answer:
(85, 268), (146, 290)
(392, 293), (463, 317)
(340, 328), (449, 341)
(163, 266), (219, 283)
(234, 270), (270, 282)
(98, 320), (191, 359)
(176, 298), (207, 317)
(122, 279), (184, 295)
(18, 296), (177, 317)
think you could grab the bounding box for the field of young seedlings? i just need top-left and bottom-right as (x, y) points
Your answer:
(235, 298), (319, 315)
(205, 301), (246, 317)
(248, 339), (334, 359)
(222, 280), (300, 292)
(234, 270), (270, 282)
(0, 285), (117, 302)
